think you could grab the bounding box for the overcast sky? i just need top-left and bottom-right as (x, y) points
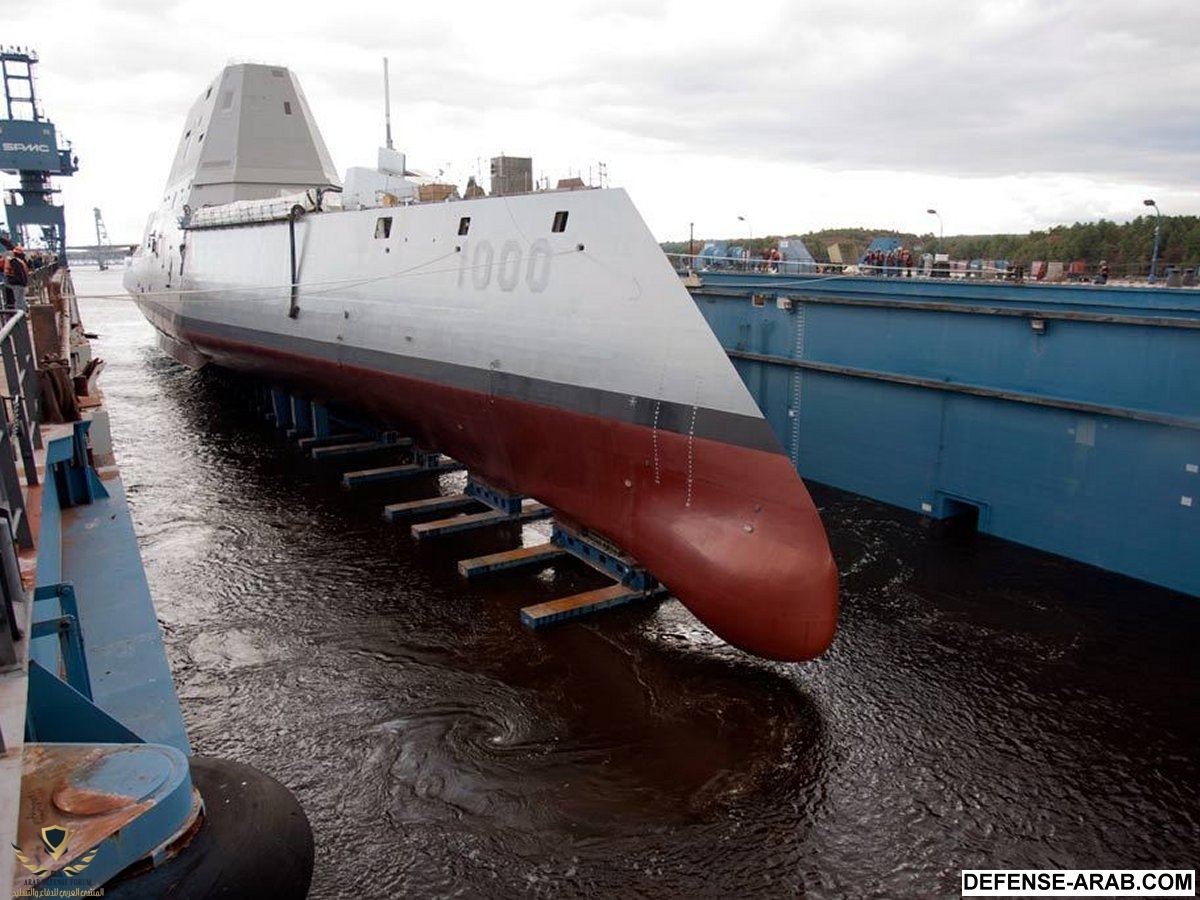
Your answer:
(6, 0), (1199, 247)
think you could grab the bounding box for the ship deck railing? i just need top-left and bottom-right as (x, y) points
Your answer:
(668, 251), (1200, 286)
(0, 303), (47, 891)
(178, 179), (604, 231)
(0, 309), (42, 564)
(670, 252), (1022, 280)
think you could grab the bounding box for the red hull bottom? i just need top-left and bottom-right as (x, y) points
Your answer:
(183, 331), (839, 661)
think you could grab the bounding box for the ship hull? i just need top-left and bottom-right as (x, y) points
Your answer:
(135, 311), (838, 660)
(125, 62), (838, 661)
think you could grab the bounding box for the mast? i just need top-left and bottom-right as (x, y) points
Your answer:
(383, 57), (393, 151)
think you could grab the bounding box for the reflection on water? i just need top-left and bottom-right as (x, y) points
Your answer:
(76, 269), (1198, 898)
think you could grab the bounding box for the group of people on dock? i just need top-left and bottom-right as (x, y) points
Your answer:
(756, 246), (784, 272)
(1, 235), (30, 310)
(1, 234), (55, 310)
(862, 247), (914, 277)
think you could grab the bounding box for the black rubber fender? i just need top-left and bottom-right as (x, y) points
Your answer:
(105, 755), (314, 898)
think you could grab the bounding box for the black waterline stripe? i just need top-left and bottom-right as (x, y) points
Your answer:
(138, 298), (784, 454)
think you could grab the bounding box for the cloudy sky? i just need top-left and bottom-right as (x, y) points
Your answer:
(6, 0), (1199, 247)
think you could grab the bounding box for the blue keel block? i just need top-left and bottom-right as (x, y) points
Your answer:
(270, 389), (293, 430)
(311, 402), (331, 438)
(344, 457), (459, 489)
(381, 494), (481, 521)
(520, 584), (655, 628)
(457, 542), (567, 578)
(464, 478), (526, 516)
(309, 440), (389, 460)
(295, 432), (363, 451)
(288, 395), (312, 439)
(410, 501), (552, 539)
(551, 522), (658, 590)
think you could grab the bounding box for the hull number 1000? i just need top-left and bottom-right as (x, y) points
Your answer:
(458, 239), (552, 293)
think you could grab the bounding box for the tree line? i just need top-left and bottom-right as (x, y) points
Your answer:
(663, 216), (1200, 277)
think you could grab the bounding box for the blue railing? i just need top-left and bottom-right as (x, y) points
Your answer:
(0, 308), (40, 692)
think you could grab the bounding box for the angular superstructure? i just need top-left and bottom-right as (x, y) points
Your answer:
(164, 64), (340, 208)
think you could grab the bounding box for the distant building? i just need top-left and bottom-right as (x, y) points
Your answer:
(464, 176), (486, 199)
(556, 177), (586, 190)
(416, 183), (459, 203)
(490, 155), (533, 196)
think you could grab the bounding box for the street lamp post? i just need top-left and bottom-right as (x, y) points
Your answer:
(926, 208), (943, 253)
(1143, 199), (1161, 284)
(737, 215), (753, 269)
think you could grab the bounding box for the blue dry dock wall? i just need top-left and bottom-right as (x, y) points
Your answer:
(691, 282), (1200, 598)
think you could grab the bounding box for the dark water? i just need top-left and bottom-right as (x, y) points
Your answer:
(74, 269), (1199, 898)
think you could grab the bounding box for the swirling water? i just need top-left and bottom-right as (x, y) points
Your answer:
(75, 269), (1198, 898)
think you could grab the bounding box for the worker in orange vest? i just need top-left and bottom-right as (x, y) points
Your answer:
(3, 245), (30, 310)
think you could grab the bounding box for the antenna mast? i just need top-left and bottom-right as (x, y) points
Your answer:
(383, 57), (393, 150)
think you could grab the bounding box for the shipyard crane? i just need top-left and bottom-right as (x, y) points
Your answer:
(94, 206), (110, 269)
(0, 47), (78, 255)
